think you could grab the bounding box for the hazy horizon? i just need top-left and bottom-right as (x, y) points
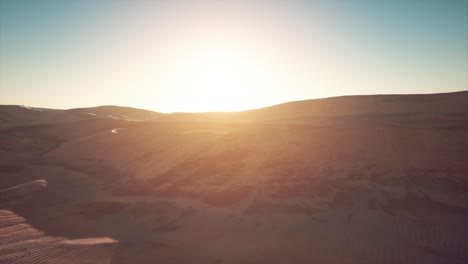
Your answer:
(2, 89), (468, 114)
(1, 0), (467, 112)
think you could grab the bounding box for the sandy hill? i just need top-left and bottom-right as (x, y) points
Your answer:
(156, 91), (468, 123)
(0, 105), (161, 129)
(0, 105), (81, 128)
(68, 105), (162, 121)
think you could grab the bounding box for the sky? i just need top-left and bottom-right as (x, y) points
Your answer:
(1, 0), (467, 112)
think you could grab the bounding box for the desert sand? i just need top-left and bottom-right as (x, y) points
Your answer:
(1, 91), (468, 263)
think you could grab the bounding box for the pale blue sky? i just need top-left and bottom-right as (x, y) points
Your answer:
(1, 0), (467, 112)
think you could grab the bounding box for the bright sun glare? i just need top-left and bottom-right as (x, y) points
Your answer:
(157, 43), (280, 113)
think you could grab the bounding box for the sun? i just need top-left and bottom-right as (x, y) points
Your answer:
(156, 43), (279, 113)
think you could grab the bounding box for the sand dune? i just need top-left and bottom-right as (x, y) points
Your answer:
(1, 91), (467, 263)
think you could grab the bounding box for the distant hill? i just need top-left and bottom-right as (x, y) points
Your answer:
(0, 105), (81, 129)
(68, 105), (162, 121)
(0, 105), (162, 129)
(2, 91), (467, 128)
(154, 90), (468, 123)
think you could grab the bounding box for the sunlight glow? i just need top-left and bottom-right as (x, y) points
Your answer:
(156, 42), (281, 112)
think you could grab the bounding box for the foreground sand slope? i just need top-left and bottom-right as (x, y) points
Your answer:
(0, 181), (118, 264)
(0, 210), (117, 264)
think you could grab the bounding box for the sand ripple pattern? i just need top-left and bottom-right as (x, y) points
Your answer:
(0, 211), (118, 263)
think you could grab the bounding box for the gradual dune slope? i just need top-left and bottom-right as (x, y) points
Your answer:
(0, 180), (47, 205)
(1, 91), (467, 263)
